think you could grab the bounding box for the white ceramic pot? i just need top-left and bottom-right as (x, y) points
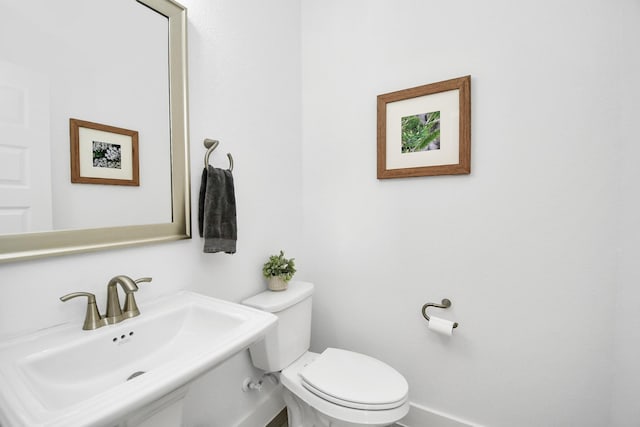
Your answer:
(268, 276), (288, 291)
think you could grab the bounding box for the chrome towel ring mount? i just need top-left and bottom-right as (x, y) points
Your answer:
(204, 138), (234, 171)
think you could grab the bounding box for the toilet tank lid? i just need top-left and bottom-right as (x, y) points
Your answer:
(242, 281), (314, 313)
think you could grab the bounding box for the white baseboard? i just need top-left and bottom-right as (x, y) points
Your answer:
(397, 402), (482, 427)
(234, 389), (480, 427)
(235, 384), (285, 427)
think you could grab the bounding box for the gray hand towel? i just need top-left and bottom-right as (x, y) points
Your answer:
(198, 166), (237, 253)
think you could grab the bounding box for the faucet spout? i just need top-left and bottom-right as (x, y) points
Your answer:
(105, 275), (139, 324)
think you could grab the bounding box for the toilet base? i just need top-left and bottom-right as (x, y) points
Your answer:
(283, 388), (398, 427)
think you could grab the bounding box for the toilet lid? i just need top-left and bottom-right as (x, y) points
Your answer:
(299, 348), (408, 410)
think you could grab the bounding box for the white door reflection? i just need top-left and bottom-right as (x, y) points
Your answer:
(0, 61), (52, 234)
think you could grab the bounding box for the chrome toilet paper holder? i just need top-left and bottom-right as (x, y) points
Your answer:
(422, 299), (459, 328)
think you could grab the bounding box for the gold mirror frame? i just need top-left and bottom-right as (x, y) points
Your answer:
(0, 0), (191, 263)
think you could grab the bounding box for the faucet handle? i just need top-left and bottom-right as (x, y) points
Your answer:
(60, 292), (107, 330)
(123, 277), (153, 319)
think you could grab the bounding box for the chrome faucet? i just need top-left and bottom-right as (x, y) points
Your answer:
(60, 275), (152, 329)
(105, 275), (152, 324)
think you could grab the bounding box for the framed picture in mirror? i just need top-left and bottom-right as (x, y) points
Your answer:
(70, 118), (139, 186)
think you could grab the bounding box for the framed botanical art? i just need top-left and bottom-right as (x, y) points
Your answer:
(377, 76), (471, 179)
(70, 118), (139, 186)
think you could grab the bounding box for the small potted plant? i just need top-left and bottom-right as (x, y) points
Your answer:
(262, 250), (296, 291)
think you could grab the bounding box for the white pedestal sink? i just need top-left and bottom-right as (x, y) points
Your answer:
(0, 291), (277, 427)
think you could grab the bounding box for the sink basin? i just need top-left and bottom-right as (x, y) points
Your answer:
(0, 291), (277, 426)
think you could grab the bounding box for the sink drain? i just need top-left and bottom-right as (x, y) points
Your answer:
(126, 371), (146, 381)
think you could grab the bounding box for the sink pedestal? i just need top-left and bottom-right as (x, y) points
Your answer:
(124, 386), (188, 427)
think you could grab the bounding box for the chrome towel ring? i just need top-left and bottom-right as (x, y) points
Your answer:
(204, 138), (234, 171)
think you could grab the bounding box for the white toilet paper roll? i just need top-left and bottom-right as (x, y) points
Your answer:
(428, 316), (455, 335)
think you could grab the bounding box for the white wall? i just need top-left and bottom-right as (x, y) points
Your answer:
(2, 1), (639, 426)
(611, 1), (640, 425)
(0, 0), (301, 426)
(300, 0), (638, 426)
(180, 0), (302, 424)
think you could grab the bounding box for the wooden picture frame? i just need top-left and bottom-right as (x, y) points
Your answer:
(377, 76), (471, 179)
(70, 118), (139, 186)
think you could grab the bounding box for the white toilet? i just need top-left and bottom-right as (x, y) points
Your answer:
(242, 281), (409, 427)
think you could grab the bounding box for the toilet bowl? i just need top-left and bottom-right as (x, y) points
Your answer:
(282, 350), (409, 427)
(242, 281), (409, 427)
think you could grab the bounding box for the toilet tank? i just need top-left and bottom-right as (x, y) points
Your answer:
(242, 281), (314, 372)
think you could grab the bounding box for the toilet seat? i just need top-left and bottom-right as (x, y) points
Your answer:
(298, 348), (408, 410)
(281, 351), (410, 426)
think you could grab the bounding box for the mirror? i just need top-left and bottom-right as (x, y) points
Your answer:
(0, 0), (190, 262)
